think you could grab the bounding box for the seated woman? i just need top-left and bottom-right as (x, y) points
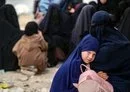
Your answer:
(70, 5), (96, 51)
(50, 10), (130, 92)
(50, 34), (99, 92)
(38, 2), (86, 67)
(0, 18), (23, 71)
(90, 10), (130, 92)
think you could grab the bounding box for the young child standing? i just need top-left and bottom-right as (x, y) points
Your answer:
(12, 21), (48, 74)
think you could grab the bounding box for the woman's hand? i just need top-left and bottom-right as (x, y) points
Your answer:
(35, 12), (44, 24)
(97, 71), (109, 80)
(69, 8), (75, 13)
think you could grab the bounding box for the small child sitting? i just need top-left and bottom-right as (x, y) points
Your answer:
(50, 34), (110, 92)
(12, 21), (48, 75)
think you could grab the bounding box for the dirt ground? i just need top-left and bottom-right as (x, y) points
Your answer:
(0, 14), (61, 92)
(0, 64), (61, 92)
(18, 14), (34, 30)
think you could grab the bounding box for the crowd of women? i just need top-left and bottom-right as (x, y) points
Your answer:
(51, 10), (130, 92)
(0, 0), (130, 91)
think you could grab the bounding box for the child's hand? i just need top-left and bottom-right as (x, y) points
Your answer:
(97, 71), (109, 80)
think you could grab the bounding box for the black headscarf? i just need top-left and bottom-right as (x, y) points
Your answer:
(90, 11), (130, 91)
(0, 4), (20, 29)
(0, 0), (5, 7)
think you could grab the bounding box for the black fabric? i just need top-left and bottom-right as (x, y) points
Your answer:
(71, 5), (96, 50)
(33, 0), (40, 15)
(39, 4), (65, 66)
(39, 4), (74, 38)
(39, 3), (84, 66)
(0, 0), (5, 7)
(71, 3), (87, 27)
(97, 0), (121, 13)
(39, 4), (61, 35)
(0, 4), (23, 71)
(0, 19), (23, 71)
(89, 1), (98, 9)
(90, 11), (130, 91)
(0, 4), (20, 29)
(118, 7), (130, 40)
(97, 0), (122, 24)
(118, 0), (130, 16)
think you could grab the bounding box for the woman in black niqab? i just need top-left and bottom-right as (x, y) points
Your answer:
(0, 0), (5, 7)
(0, 18), (23, 71)
(90, 10), (130, 92)
(0, 2), (23, 71)
(0, 4), (20, 29)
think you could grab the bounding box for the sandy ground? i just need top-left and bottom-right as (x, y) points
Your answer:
(0, 14), (61, 92)
(0, 63), (61, 92)
(18, 14), (35, 30)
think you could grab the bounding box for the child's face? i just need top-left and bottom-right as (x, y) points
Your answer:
(81, 51), (96, 64)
